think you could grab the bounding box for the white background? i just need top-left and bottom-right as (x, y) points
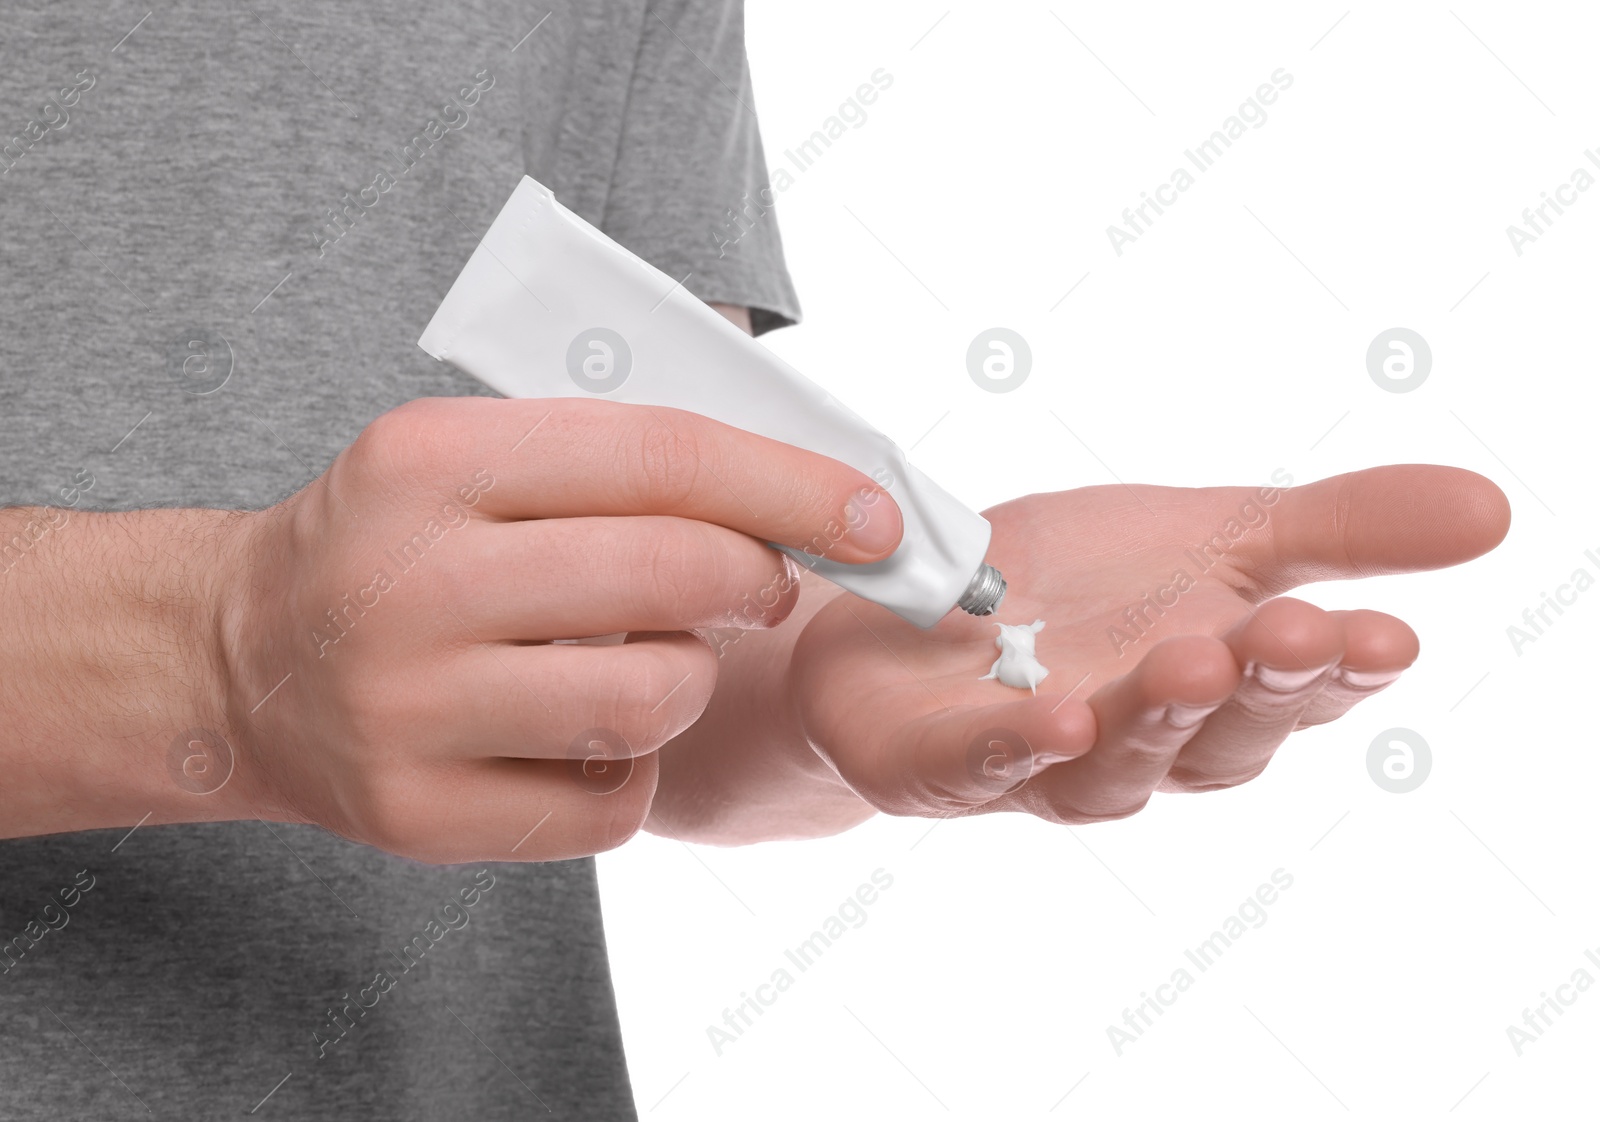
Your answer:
(599, 3), (1598, 1118)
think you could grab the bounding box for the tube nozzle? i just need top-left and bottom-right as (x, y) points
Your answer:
(956, 563), (1006, 617)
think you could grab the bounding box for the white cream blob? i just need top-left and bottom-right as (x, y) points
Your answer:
(980, 619), (1050, 694)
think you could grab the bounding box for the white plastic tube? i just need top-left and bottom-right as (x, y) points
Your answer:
(418, 175), (1001, 629)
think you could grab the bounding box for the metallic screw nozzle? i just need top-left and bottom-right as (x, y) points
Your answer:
(956, 563), (1006, 617)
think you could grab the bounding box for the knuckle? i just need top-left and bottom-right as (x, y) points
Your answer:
(1116, 741), (1178, 772)
(905, 780), (984, 816)
(588, 763), (656, 853)
(613, 649), (713, 751)
(1166, 764), (1267, 791)
(348, 398), (448, 483)
(615, 647), (673, 717)
(1232, 685), (1316, 720)
(597, 801), (651, 853)
(353, 771), (427, 856)
(630, 525), (712, 619)
(1091, 803), (1148, 823)
(632, 415), (705, 512)
(1330, 474), (1356, 569)
(1055, 796), (1151, 825)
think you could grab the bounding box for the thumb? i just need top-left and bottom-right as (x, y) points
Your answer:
(1249, 465), (1511, 594)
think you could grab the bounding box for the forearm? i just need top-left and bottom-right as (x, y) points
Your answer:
(0, 505), (255, 838)
(646, 566), (876, 845)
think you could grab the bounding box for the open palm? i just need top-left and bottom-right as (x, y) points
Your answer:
(788, 465), (1510, 824)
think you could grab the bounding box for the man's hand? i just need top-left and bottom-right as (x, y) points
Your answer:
(0, 397), (902, 861)
(788, 465), (1510, 823)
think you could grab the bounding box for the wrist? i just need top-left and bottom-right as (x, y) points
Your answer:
(98, 506), (259, 826)
(0, 505), (256, 836)
(206, 501), (296, 823)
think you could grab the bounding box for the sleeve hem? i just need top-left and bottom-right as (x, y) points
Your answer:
(686, 280), (802, 336)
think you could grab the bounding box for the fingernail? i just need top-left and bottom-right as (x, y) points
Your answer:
(843, 489), (902, 557)
(1164, 702), (1220, 729)
(1337, 666), (1404, 689)
(1246, 661), (1334, 693)
(1029, 749), (1078, 776)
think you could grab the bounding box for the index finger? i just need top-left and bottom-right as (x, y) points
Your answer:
(402, 397), (904, 564)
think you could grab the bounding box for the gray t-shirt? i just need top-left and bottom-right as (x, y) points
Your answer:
(0, 3), (797, 1117)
